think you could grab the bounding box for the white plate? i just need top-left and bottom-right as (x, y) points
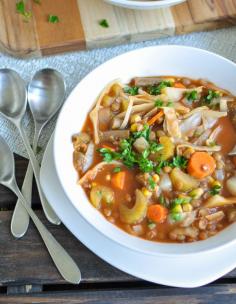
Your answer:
(40, 135), (236, 287)
(104, 0), (186, 10)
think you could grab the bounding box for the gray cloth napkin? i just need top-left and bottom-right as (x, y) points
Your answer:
(1, 26), (236, 160)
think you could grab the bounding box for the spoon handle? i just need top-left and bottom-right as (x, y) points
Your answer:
(18, 124), (61, 225)
(9, 179), (81, 284)
(12, 130), (39, 237)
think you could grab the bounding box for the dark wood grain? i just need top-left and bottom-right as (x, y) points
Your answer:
(1, 284), (236, 303)
(0, 156), (41, 210)
(0, 210), (134, 286)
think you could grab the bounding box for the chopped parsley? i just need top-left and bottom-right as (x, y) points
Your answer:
(154, 160), (169, 174)
(99, 19), (109, 28)
(155, 100), (164, 107)
(171, 156), (188, 169)
(147, 81), (172, 96)
(113, 167), (121, 173)
(48, 15), (59, 23)
(132, 124), (150, 141)
(209, 184), (221, 195)
(124, 86), (139, 96)
(185, 90), (198, 102)
(148, 177), (156, 190)
(16, 1), (32, 21)
(149, 142), (163, 153)
(204, 90), (220, 104)
(166, 101), (174, 107)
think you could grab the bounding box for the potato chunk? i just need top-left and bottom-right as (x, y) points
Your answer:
(170, 167), (199, 191)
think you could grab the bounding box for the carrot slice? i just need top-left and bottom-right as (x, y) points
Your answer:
(187, 152), (216, 179)
(111, 171), (126, 190)
(147, 204), (168, 224)
(147, 110), (164, 126)
(174, 82), (186, 89)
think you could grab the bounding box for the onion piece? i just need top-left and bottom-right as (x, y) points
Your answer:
(159, 173), (172, 192)
(82, 142), (95, 173)
(204, 195), (236, 208)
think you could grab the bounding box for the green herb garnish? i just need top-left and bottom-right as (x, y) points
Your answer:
(209, 185), (221, 195)
(16, 1), (32, 21)
(171, 156), (188, 169)
(185, 90), (198, 102)
(113, 167), (121, 173)
(155, 100), (164, 108)
(159, 195), (166, 207)
(99, 19), (109, 28)
(132, 124), (150, 141)
(48, 15), (59, 23)
(148, 177), (156, 190)
(166, 101), (174, 107)
(124, 86), (139, 96)
(147, 81), (172, 96)
(204, 90), (220, 104)
(149, 142), (163, 153)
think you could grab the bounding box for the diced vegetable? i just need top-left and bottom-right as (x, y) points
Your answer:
(119, 189), (148, 224)
(111, 171), (126, 190)
(90, 185), (114, 209)
(133, 137), (150, 153)
(147, 204), (168, 224)
(158, 136), (175, 161)
(174, 82), (186, 89)
(147, 110), (164, 126)
(189, 188), (204, 199)
(187, 152), (216, 179)
(204, 195), (236, 208)
(226, 176), (236, 196)
(170, 167), (199, 191)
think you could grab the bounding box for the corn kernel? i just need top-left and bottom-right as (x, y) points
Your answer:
(189, 188), (204, 199)
(172, 205), (183, 213)
(130, 123), (138, 132)
(182, 203), (193, 212)
(91, 182), (97, 187)
(130, 114), (141, 124)
(152, 174), (160, 183)
(142, 188), (152, 198)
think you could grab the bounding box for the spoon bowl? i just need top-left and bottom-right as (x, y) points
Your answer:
(0, 69), (27, 119)
(28, 68), (65, 124)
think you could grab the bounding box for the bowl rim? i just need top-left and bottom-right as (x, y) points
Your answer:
(105, 0), (185, 8)
(53, 45), (236, 257)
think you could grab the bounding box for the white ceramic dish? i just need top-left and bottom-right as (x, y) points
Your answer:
(53, 45), (236, 257)
(40, 135), (236, 287)
(104, 0), (185, 10)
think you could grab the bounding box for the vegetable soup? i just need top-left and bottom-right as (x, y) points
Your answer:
(72, 76), (236, 243)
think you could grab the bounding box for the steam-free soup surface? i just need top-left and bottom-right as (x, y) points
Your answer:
(73, 76), (236, 243)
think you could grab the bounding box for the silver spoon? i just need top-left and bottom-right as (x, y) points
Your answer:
(0, 135), (81, 284)
(11, 69), (65, 237)
(0, 69), (60, 230)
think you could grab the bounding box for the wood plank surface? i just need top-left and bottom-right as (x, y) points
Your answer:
(1, 284), (236, 303)
(0, 0), (236, 58)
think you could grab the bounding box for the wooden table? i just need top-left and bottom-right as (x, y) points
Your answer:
(1, 155), (236, 303)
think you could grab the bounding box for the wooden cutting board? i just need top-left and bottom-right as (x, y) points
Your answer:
(0, 0), (236, 58)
